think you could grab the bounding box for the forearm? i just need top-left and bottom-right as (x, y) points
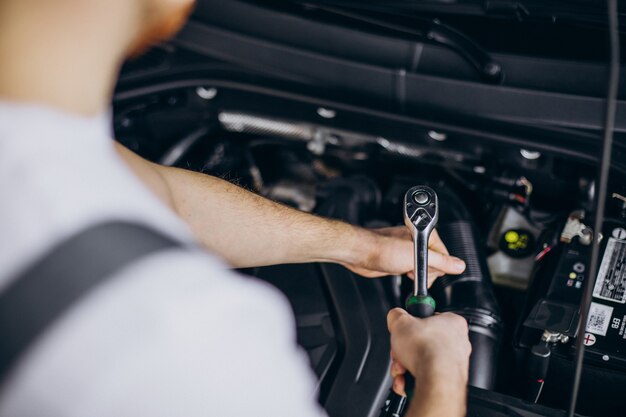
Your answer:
(405, 374), (467, 417)
(158, 166), (371, 267)
(115, 142), (372, 268)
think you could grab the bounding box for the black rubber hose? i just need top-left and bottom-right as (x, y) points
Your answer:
(429, 188), (503, 390)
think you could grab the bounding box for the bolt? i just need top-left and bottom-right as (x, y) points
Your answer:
(579, 228), (593, 246)
(317, 107), (336, 119)
(196, 87), (218, 100)
(484, 62), (502, 78)
(428, 130), (447, 142)
(520, 149), (541, 160)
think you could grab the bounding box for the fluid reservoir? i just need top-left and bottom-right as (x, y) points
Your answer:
(487, 208), (541, 290)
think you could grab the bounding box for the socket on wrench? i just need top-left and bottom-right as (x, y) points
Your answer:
(403, 186), (438, 318)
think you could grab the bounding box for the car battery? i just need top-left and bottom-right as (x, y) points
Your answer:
(512, 216), (626, 415)
(516, 217), (626, 371)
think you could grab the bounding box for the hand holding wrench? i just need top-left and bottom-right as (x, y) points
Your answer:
(379, 186), (439, 417)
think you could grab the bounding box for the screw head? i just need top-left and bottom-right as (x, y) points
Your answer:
(428, 130), (447, 142)
(196, 87), (217, 100)
(520, 149), (541, 160)
(484, 62), (502, 77)
(317, 107), (336, 119)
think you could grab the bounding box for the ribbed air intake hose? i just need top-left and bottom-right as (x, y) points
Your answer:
(428, 187), (502, 390)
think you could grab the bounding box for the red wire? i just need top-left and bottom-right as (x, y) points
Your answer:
(512, 194), (527, 204)
(535, 245), (553, 262)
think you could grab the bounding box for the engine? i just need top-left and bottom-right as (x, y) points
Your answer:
(113, 83), (626, 417)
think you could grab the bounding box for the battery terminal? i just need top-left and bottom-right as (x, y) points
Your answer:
(542, 330), (570, 344)
(560, 211), (593, 246)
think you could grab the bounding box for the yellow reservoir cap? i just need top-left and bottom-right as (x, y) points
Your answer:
(504, 230), (520, 243)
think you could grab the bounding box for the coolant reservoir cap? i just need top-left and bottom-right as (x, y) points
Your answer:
(499, 228), (535, 258)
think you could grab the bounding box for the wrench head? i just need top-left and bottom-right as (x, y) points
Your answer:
(403, 186), (439, 237)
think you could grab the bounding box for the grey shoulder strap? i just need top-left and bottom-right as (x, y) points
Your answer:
(0, 222), (184, 380)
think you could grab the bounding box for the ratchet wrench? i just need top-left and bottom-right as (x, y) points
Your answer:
(403, 185), (438, 318)
(379, 186), (439, 417)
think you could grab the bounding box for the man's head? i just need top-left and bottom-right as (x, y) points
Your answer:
(0, 0), (195, 55)
(0, 0), (195, 115)
(128, 0), (196, 57)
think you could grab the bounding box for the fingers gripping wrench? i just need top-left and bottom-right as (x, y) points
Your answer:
(403, 186), (438, 318)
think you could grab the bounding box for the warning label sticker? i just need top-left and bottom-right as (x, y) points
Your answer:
(593, 237), (626, 304)
(586, 302), (614, 336)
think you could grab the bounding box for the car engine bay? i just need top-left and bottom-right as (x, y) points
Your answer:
(112, 81), (625, 416)
(112, 1), (626, 415)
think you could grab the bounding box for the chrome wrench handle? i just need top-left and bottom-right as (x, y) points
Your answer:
(403, 186), (438, 317)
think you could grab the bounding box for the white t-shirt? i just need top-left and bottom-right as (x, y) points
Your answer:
(0, 102), (325, 417)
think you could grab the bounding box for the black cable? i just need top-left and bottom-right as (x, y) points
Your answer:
(567, 1), (620, 416)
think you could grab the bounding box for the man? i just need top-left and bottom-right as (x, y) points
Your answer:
(0, 0), (471, 416)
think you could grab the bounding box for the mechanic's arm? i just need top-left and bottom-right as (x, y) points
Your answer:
(115, 143), (466, 277)
(388, 309), (471, 417)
